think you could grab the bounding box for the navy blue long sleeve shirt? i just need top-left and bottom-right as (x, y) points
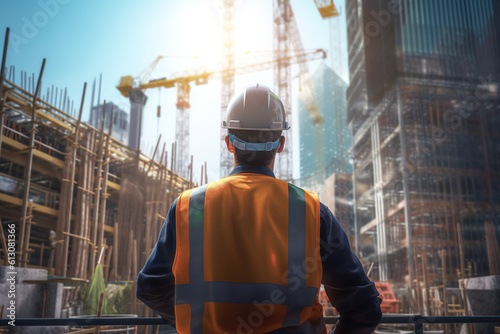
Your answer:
(137, 165), (382, 333)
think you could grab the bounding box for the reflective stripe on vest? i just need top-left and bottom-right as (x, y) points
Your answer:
(174, 176), (323, 333)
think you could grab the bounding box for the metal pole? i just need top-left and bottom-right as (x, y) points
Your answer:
(97, 106), (113, 253)
(61, 82), (87, 277)
(442, 250), (449, 333)
(204, 161), (207, 185)
(414, 322), (423, 334)
(168, 143), (176, 203)
(89, 78), (96, 124)
(189, 155), (193, 188)
(19, 58), (46, 263)
(146, 134), (162, 174)
(89, 100), (107, 275)
(97, 73), (102, 107)
(0, 27), (9, 99)
(200, 163), (204, 185)
(0, 28), (10, 160)
(22, 203), (33, 267)
(397, 85), (415, 284)
(352, 150), (360, 256)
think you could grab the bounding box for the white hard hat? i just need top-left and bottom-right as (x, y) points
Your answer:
(221, 84), (290, 131)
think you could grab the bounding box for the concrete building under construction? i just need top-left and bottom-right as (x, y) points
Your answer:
(346, 0), (500, 287)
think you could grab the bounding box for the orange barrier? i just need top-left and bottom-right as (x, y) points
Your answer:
(376, 282), (399, 313)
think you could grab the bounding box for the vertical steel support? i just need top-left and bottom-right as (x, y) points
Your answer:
(414, 322), (423, 334)
(372, 120), (387, 281)
(273, 0), (293, 181)
(397, 85), (415, 284)
(98, 107), (113, 255)
(61, 83), (87, 277)
(220, 0), (236, 178)
(0, 102), (5, 160)
(0, 28), (10, 160)
(89, 101), (107, 275)
(168, 143), (176, 204)
(89, 78), (96, 125)
(352, 150), (360, 255)
(19, 58), (46, 264)
(0, 28), (8, 96)
(21, 203), (33, 267)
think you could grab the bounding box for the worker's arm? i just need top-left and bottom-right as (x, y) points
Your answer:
(136, 199), (178, 326)
(319, 203), (382, 334)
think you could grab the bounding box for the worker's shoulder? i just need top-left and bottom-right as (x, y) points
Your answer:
(176, 187), (196, 200)
(172, 186), (202, 208)
(286, 181), (320, 201)
(174, 178), (227, 202)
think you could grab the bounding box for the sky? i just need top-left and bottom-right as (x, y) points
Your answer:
(1, 0), (348, 183)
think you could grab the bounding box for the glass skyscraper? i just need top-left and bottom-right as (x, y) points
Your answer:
(298, 63), (351, 188)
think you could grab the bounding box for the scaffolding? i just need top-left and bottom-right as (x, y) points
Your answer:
(0, 31), (197, 321)
(352, 74), (500, 283)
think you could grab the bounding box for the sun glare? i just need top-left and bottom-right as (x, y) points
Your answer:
(158, 0), (272, 74)
(176, 3), (222, 60)
(234, 1), (272, 54)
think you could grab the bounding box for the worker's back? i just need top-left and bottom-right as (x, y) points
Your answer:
(172, 170), (325, 333)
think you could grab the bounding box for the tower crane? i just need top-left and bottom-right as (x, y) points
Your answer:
(117, 49), (326, 178)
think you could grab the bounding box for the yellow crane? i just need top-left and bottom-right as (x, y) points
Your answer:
(117, 49), (327, 177)
(117, 50), (326, 101)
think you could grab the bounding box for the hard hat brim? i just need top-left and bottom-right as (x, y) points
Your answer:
(221, 124), (290, 131)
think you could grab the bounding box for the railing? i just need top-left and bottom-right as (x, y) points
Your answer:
(0, 315), (499, 333)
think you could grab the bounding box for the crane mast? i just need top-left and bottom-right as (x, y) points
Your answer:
(273, 0), (293, 182)
(220, 0), (236, 178)
(274, 0), (326, 183)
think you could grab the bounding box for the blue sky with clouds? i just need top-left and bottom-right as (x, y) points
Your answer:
(1, 0), (347, 182)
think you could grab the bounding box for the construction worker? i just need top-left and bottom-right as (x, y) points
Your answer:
(137, 84), (382, 333)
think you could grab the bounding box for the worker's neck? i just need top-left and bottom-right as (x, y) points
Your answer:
(233, 161), (275, 172)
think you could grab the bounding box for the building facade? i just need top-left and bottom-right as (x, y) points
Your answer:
(347, 0), (500, 284)
(89, 102), (129, 145)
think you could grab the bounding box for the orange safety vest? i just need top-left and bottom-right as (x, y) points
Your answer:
(172, 172), (325, 333)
